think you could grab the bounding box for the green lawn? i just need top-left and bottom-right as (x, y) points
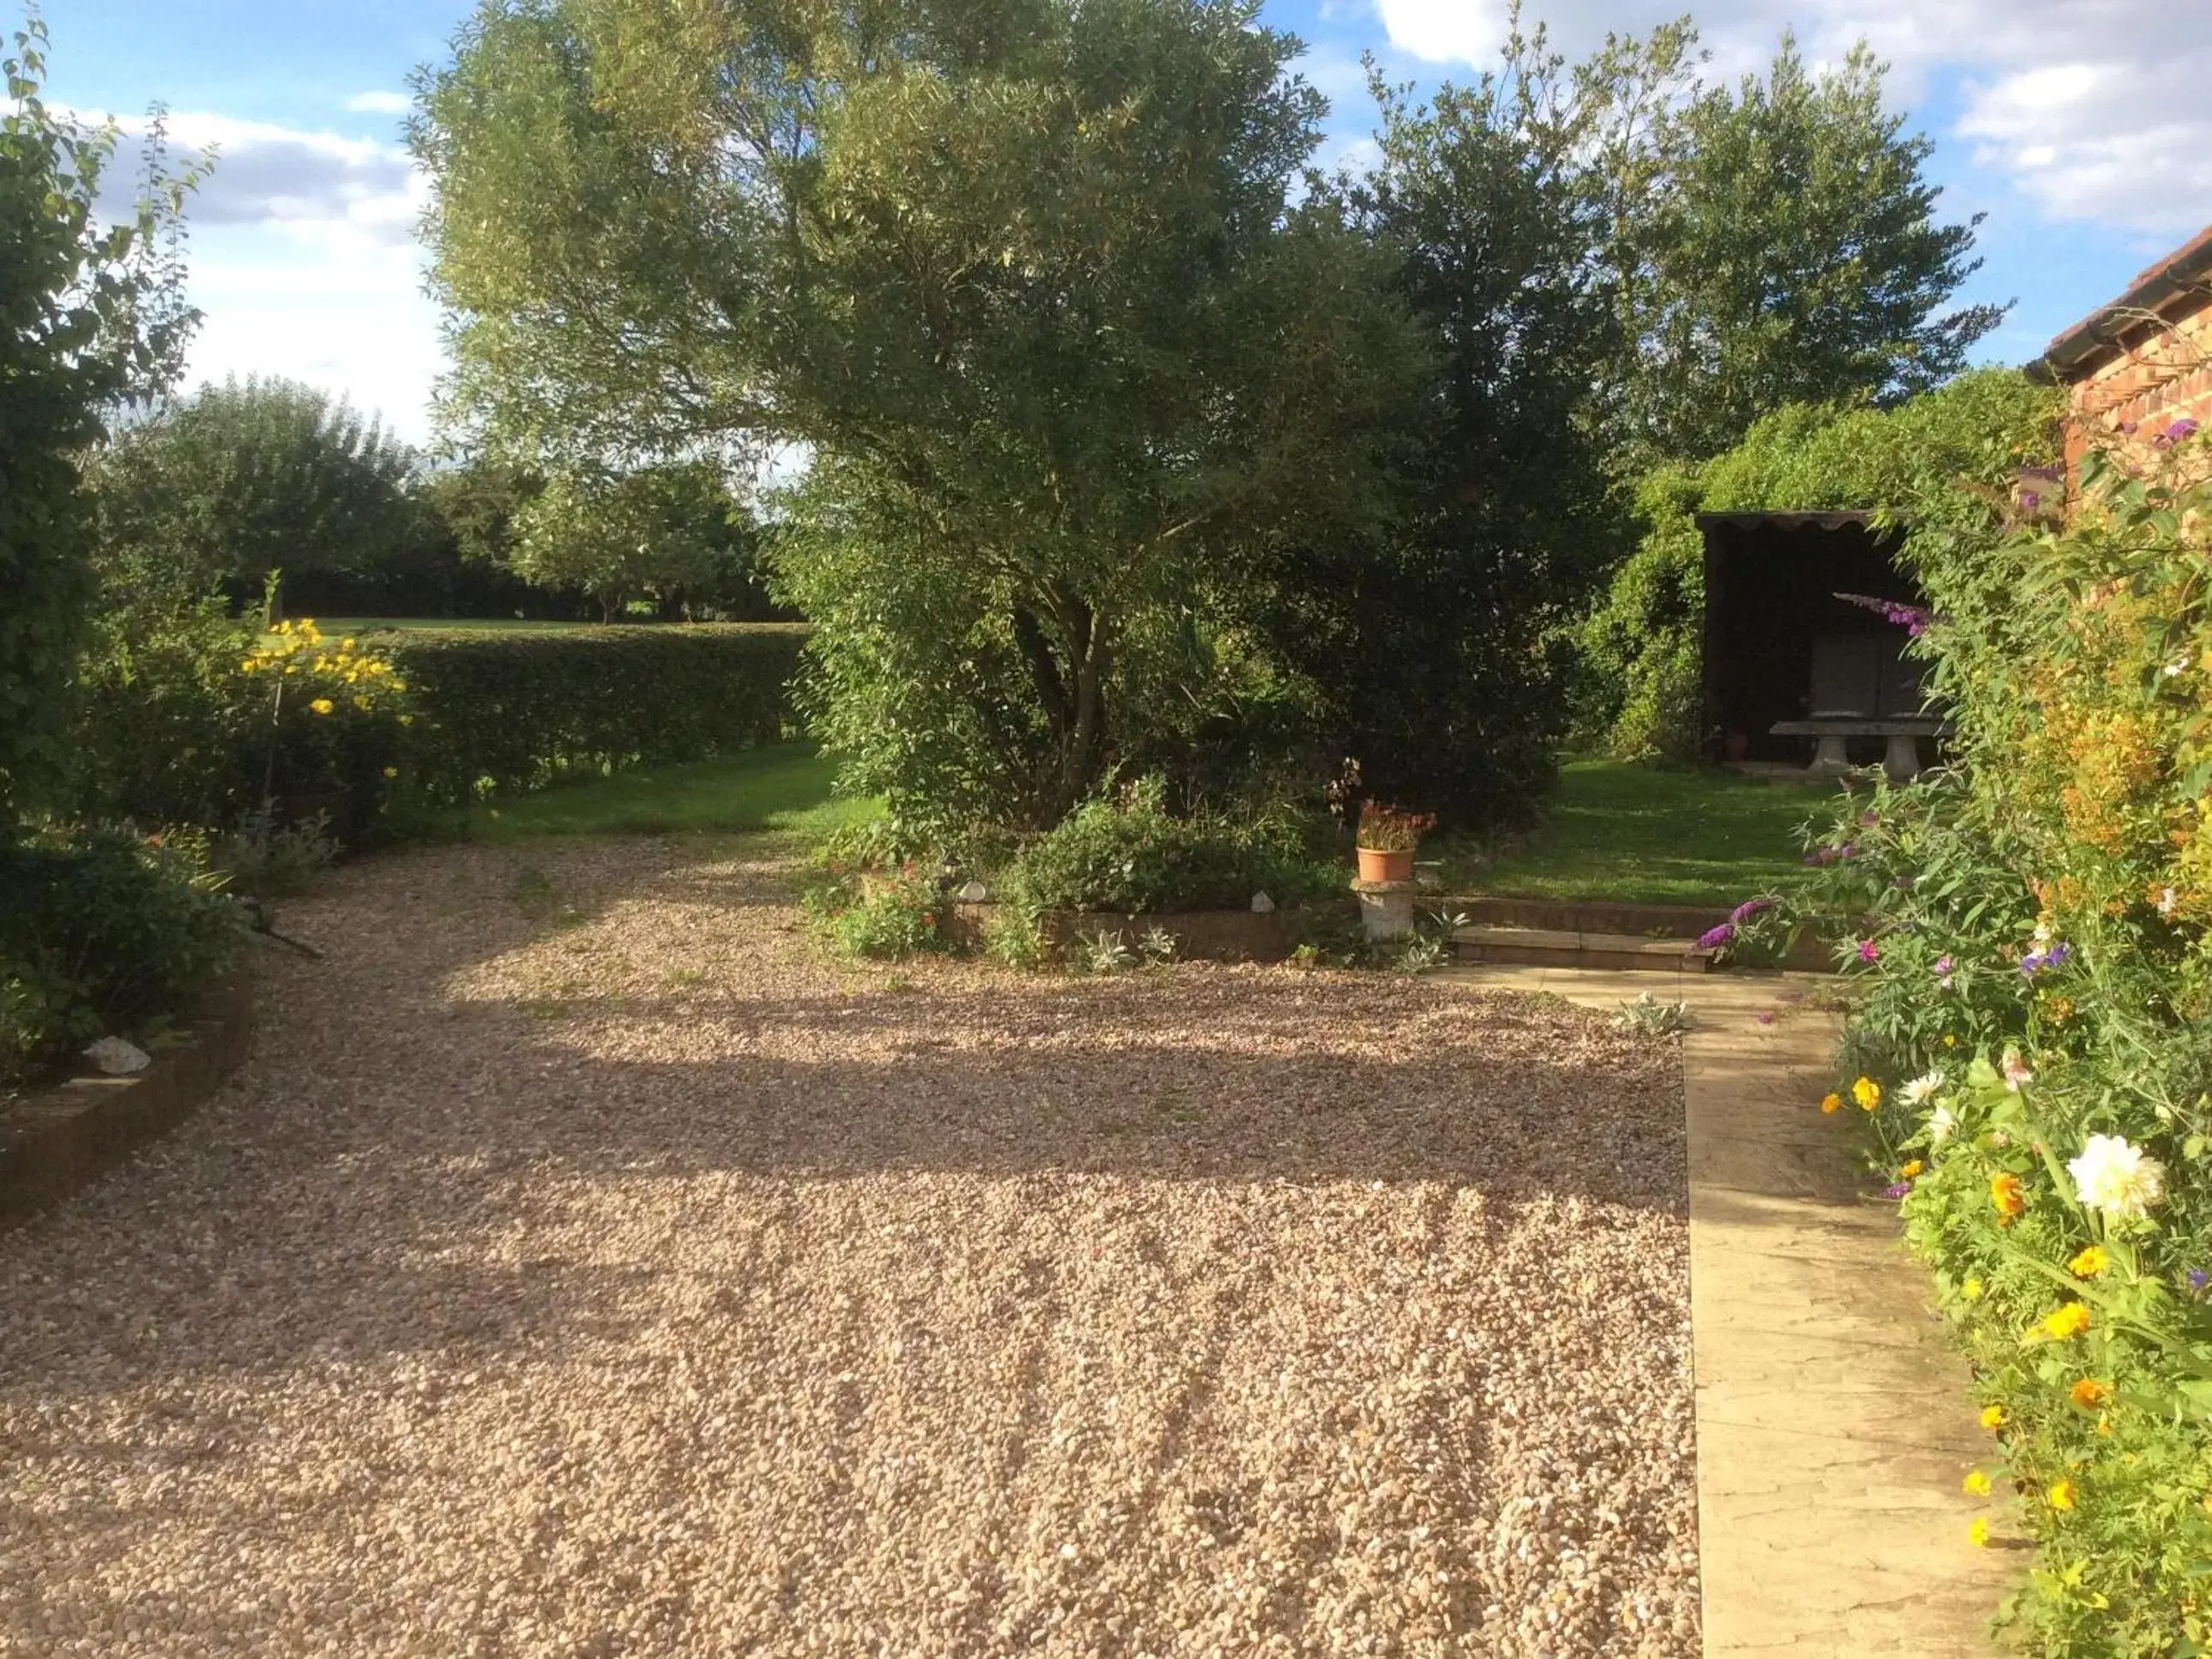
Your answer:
(439, 744), (879, 841)
(1448, 758), (1848, 907)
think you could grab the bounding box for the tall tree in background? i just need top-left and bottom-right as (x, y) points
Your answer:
(0, 15), (196, 831)
(416, 0), (1429, 832)
(1591, 27), (2005, 465)
(510, 462), (764, 621)
(88, 375), (423, 614)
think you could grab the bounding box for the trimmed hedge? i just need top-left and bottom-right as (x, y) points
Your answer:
(387, 624), (806, 806)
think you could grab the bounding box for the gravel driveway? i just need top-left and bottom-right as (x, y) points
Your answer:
(1, 837), (1699, 1656)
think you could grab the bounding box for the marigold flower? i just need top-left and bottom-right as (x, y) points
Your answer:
(1963, 1469), (1990, 1495)
(382, 766), (399, 780)
(309, 698), (335, 716)
(1963, 1279), (1986, 1303)
(1900, 1159), (1924, 1180)
(2069, 1378), (2108, 1410)
(1979, 1403), (2004, 1428)
(1852, 1076), (1881, 1111)
(1989, 1171), (2027, 1219)
(1968, 1517), (1990, 1548)
(2039, 1302), (2090, 1341)
(2068, 1244), (2108, 1278)
(1819, 1092), (1843, 1115)
(2046, 1479), (2076, 1512)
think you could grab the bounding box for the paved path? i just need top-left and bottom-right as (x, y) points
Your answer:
(1442, 965), (2013, 1656)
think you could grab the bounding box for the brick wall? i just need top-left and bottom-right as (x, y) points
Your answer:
(2061, 296), (2212, 472)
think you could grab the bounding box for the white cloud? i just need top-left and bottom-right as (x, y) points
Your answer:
(1364, 0), (2212, 237)
(345, 90), (412, 116)
(1370, 0), (1504, 68)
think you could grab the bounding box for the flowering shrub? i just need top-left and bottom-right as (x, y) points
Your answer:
(240, 618), (411, 799)
(1765, 421), (2212, 1652)
(1354, 800), (1435, 853)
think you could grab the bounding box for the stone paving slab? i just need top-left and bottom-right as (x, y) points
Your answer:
(1440, 966), (2014, 1656)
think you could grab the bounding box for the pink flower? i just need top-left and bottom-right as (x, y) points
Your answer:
(1856, 938), (1880, 964)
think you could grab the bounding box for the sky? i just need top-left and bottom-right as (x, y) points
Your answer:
(45, 0), (2212, 448)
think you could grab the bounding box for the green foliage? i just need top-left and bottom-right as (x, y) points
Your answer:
(417, 0), (1430, 835)
(1, 825), (245, 1082)
(803, 849), (948, 961)
(1598, 33), (2005, 465)
(385, 624), (805, 806)
(1579, 368), (2064, 759)
(440, 743), (858, 841)
(995, 776), (1336, 916)
(509, 462), (764, 620)
(88, 375), (423, 612)
(0, 16), (196, 831)
(1764, 430), (2212, 1652)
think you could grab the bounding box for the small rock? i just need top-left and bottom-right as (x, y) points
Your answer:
(1249, 891), (1275, 913)
(956, 881), (989, 904)
(82, 1037), (152, 1075)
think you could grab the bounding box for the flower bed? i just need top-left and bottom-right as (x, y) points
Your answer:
(1753, 422), (2212, 1654)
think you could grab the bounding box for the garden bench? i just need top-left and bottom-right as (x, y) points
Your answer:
(1768, 716), (1949, 781)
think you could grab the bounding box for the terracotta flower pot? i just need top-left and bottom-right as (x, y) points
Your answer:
(1357, 846), (1415, 884)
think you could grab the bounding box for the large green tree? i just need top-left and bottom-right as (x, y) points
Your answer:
(0, 15), (196, 831)
(88, 375), (423, 613)
(509, 462), (762, 621)
(415, 0), (1428, 831)
(1588, 27), (2006, 464)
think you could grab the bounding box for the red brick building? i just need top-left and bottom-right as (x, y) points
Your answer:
(2036, 225), (2212, 470)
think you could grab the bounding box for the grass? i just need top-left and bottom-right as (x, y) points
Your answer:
(438, 744), (880, 841)
(1445, 757), (1846, 907)
(307, 616), (598, 635)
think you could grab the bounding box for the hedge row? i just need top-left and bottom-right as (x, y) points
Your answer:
(386, 624), (807, 806)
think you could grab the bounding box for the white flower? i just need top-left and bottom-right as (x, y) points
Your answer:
(2165, 656), (2190, 678)
(2001, 1047), (2034, 1092)
(2067, 1133), (2167, 1222)
(1927, 1105), (1957, 1146)
(2160, 886), (2180, 917)
(2031, 921), (2053, 945)
(1901, 1070), (1945, 1107)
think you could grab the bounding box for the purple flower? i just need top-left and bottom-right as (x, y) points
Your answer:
(2022, 491), (2041, 511)
(2190, 1268), (2209, 1297)
(1933, 954), (1954, 985)
(1696, 922), (1736, 952)
(1729, 896), (1776, 924)
(1884, 1182), (1912, 1200)
(2020, 941), (2071, 977)
(1860, 811), (1881, 828)
(2119, 420), (2140, 435)
(2161, 417), (2201, 447)
(1835, 591), (1936, 636)
(1856, 938), (1880, 964)
(1755, 1010), (1776, 1026)
(2020, 465), (2064, 482)
(1841, 843), (1860, 862)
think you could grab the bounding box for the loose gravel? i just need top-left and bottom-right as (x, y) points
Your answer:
(0, 837), (1699, 1656)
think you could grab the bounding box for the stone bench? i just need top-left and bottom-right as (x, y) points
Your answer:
(1769, 717), (1951, 781)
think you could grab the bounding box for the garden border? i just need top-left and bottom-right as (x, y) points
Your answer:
(0, 965), (255, 1229)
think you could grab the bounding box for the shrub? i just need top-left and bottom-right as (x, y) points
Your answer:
(1, 825), (245, 1083)
(1753, 426), (2212, 1653)
(997, 778), (1338, 917)
(802, 858), (946, 961)
(385, 624), (805, 806)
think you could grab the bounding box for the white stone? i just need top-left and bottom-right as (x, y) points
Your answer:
(956, 881), (988, 904)
(82, 1037), (152, 1075)
(1249, 891), (1275, 913)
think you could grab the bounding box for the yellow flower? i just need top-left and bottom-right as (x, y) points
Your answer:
(2047, 1479), (2075, 1512)
(1820, 1092), (1843, 1115)
(1852, 1076), (1881, 1111)
(1963, 1470), (1991, 1495)
(1963, 1279), (1986, 1303)
(240, 657), (257, 672)
(1901, 1160), (1924, 1179)
(2070, 1378), (2108, 1410)
(309, 698), (335, 716)
(1968, 1517), (1990, 1548)
(381, 765), (399, 780)
(2039, 1303), (2090, 1341)
(2069, 1244), (2109, 1278)
(399, 714), (416, 727)
(389, 678), (407, 692)
(1979, 1403), (2004, 1429)
(341, 638), (356, 650)
(1943, 1033), (1959, 1048)
(2097, 1414), (2113, 1438)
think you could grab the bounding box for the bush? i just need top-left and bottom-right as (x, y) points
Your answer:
(1751, 425), (2212, 1654)
(386, 624), (805, 806)
(997, 777), (1338, 916)
(1, 825), (246, 1083)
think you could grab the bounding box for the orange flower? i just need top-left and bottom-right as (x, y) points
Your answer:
(1819, 1092), (1843, 1115)
(2068, 1244), (2109, 1278)
(2069, 1378), (2108, 1410)
(1900, 1160), (1924, 1179)
(1990, 1171), (2028, 1219)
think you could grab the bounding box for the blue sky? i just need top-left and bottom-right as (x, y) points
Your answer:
(49, 0), (2212, 446)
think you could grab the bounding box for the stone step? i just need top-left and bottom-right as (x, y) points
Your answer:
(1452, 924), (1713, 973)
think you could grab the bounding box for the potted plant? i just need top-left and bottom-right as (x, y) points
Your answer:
(1355, 800), (1434, 884)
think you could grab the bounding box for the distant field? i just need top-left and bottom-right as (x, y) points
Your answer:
(304, 617), (596, 635)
